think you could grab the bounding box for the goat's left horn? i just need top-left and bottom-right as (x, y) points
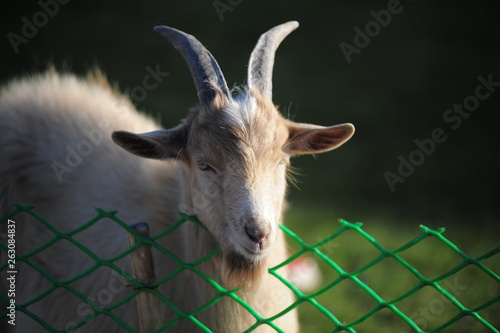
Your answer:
(154, 26), (230, 104)
(247, 21), (299, 100)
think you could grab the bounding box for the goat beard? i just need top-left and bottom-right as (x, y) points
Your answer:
(220, 251), (268, 290)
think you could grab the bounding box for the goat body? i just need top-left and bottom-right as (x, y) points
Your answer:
(0, 22), (354, 332)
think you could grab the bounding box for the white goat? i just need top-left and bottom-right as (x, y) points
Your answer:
(0, 21), (354, 332)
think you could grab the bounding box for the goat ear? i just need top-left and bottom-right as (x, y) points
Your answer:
(287, 122), (355, 155)
(112, 126), (187, 160)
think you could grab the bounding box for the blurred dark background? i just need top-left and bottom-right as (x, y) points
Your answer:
(1, 0), (499, 231)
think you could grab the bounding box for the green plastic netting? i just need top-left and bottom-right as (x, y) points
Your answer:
(1, 203), (499, 332)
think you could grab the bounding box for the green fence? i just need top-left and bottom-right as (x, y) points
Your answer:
(1, 203), (499, 332)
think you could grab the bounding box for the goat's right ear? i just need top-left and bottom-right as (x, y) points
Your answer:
(111, 126), (187, 160)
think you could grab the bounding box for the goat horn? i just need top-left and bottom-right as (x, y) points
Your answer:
(154, 26), (230, 104)
(248, 21), (299, 100)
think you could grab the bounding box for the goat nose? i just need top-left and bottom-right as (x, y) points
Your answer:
(245, 225), (268, 244)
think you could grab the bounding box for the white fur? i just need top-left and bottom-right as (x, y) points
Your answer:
(222, 89), (257, 128)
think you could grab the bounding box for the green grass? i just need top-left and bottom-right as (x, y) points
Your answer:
(283, 204), (500, 332)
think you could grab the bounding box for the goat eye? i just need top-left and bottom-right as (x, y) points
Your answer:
(198, 162), (213, 172)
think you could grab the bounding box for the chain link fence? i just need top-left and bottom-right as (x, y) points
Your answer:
(1, 203), (499, 332)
